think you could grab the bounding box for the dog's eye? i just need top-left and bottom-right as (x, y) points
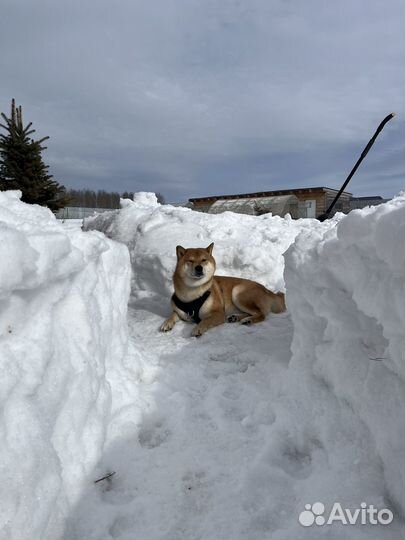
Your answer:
(201, 259), (207, 263)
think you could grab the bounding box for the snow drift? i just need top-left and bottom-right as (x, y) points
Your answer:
(0, 191), (131, 540)
(284, 194), (405, 519)
(84, 191), (331, 297)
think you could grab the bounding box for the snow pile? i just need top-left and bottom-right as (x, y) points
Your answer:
(84, 194), (329, 296)
(0, 191), (131, 540)
(283, 194), (405, 525)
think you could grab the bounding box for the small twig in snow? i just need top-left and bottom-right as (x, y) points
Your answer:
(94, 472), (116, 484)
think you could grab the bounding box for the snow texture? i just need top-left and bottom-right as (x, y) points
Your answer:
(284, 195), (405, 529)
(0, 191), (131, 540)
(1, 190), (404, 540)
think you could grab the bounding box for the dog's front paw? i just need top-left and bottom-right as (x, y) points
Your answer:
(160, 319), (175, 332)
(191, 325), (205, 338)
(227, 314), (244, 323)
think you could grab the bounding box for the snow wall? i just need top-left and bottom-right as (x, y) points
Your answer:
(284, 195), (405, 517)
(0, 191), (131, 540)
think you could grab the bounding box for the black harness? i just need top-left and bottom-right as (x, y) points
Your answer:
(172, 290), (211, 323)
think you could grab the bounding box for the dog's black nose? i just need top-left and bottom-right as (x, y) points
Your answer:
(195, 265), (203, 274)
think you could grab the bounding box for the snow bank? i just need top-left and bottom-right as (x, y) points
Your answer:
(284, 194), (405, 519)
(0, 192), (131, 540)
(84, 194), (329, 296)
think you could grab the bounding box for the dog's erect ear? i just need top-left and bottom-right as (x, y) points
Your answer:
(206, 242), (214, 255)
(176, 245), (186, 260)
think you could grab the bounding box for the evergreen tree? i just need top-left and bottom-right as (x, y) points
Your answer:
(0, 99), (69, 211)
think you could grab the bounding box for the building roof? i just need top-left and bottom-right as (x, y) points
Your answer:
(350, 196), (384, 201)
(189, 186), (352, 203)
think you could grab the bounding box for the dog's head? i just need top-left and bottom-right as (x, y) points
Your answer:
(175, 243), (216, 287)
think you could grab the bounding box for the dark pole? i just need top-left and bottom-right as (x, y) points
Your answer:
(317, 113), (395, 222)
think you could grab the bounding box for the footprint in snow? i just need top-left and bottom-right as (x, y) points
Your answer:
(138, 420), (171, 449)
(267, 433), (324, 480)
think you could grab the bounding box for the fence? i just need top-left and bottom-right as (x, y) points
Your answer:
(55, 207), (118, 219)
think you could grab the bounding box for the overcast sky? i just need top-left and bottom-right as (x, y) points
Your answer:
(1, 0), (404, 202)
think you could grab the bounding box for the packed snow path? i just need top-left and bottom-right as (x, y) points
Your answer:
(67, 300), (298, 540)
(66, 292), (403, 540)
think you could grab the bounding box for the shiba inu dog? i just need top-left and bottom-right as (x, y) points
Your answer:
(160, 243), (286, 337)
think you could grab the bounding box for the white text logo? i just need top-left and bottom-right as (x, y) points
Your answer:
(298, 502), (393, 527)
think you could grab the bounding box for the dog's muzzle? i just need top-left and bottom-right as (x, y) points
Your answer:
(194, 265), (204, 277)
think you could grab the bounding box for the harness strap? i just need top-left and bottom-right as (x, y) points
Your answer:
(172, 290), (211, 323)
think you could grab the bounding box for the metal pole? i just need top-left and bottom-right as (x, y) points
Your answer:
(317, 113), (395, 222)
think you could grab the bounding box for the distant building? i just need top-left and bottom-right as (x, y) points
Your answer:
(189, 187), (353, 219)
(349, 196), (388, 210)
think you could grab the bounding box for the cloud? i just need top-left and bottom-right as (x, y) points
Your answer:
(1, 0), (404, 201)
